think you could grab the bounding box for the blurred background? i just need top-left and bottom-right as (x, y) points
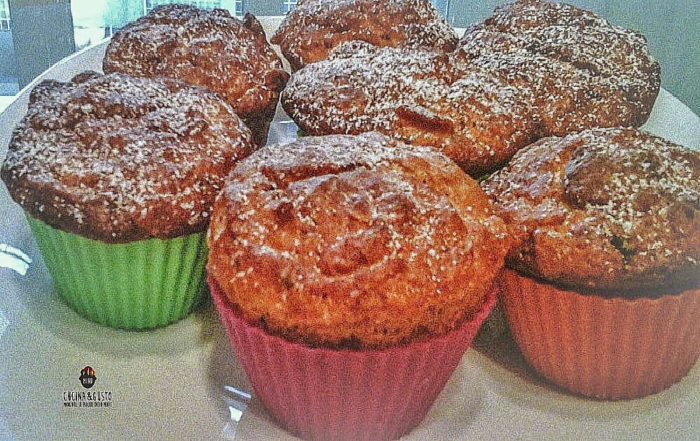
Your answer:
(0, 0), (697, 113)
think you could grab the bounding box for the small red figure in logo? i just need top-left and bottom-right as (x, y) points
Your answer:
(80, 366), (96, 389)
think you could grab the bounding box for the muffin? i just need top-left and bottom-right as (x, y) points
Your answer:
(281, 0), (660, 177)
(482, 127), (700, 399)
(208, 132), (510, 439)
(270, 0), (458, 71)
(1, 71), (256, 329)
(456, 0), (660, 135)
(103, 4), (289, 146)
(282, 42), (537, 177)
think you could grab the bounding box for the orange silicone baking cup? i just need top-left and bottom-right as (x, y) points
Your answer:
(499, 269), (700, 400)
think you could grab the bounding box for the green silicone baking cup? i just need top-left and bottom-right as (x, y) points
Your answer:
(26, 215), (208, 329)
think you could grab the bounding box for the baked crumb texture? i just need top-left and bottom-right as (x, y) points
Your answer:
(483, 127), (699, 294)
(282, 0), (660, 176)
(1, 72), (256, 243)
(207, 132), (511, 349)
(103, 4), (289, 146)
(271, 0), (458, 71)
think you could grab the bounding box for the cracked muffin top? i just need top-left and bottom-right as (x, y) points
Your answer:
(482, 127), (699, 294)
(103, 4), (289, 145)
(207, 132), (511, 348)
(281, 0), (660, 177)
(1, 71), (255, 243)
(271, 0), (458, 71)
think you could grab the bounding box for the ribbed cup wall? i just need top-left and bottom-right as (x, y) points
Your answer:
(499, 269), (700, 400)
(27, 215), (208, 329)
(209, 276), (497, 441)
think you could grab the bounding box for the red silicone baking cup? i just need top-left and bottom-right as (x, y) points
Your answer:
(499, 269), (700, 400)
(209, 276), (497, 441)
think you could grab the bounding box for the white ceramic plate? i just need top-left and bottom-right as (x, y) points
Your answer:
(0, 18), (699, 441)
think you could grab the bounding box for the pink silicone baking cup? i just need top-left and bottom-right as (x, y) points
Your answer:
(499, 269), (700, 400)
(209, 276), (497, 441)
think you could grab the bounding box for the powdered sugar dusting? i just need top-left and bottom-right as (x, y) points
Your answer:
(282, 0), (660, 176)
(271, 0), (458, 70)
(207, 132), (510, 347)
(482, 127), (699, 292)
(103, 4), (289, 144)
(1, 72), (256, 242)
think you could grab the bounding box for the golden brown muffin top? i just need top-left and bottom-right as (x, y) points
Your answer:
(282, 41), (540, 177)
(103, 5), (288, 124)
(457, 0), (660, 134)
(270, 0), (458, 71)
(482, 128), (700, 294)
(1, 72), (255, 243)
(207, 132), (510, 349)
(281, 0), (660, 177)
